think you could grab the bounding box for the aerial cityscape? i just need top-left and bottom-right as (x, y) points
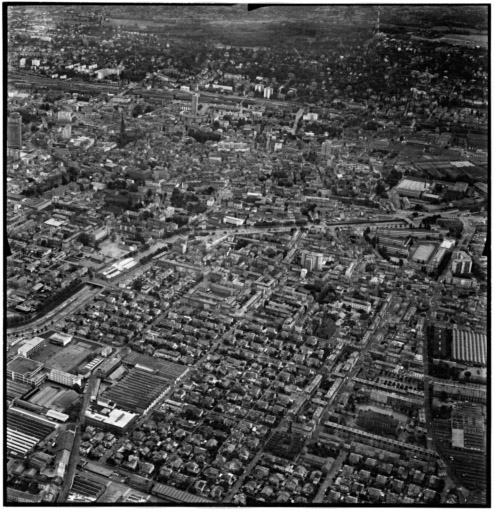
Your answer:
(5, 3), (489, 506)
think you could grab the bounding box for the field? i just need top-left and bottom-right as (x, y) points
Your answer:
(440, 34), (488, 48)
(99, 240), (129, 259)
(36, 343), (94, 373)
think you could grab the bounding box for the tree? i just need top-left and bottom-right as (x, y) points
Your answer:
(132, 278), (143, 292)
(376, 181), (387, 197)
(79, 233), (91, 246)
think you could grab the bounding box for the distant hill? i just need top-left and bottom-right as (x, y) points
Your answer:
(41, 4), (485, 31)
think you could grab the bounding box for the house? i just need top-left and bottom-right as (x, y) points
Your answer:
(210, 485), (224, 500)
(194, 480), (208, 495)
(260, 486), (274, 500)
(183, 461), (200, 476)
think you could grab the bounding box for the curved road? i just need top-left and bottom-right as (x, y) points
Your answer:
(7, 284), (104, 337)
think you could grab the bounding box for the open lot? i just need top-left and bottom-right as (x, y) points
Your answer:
(36, 343), (94, 373)
(98, 241), (130, 260)
(440, 34), (488, 48)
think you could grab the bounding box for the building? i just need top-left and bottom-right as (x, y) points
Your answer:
(396, 178), (430, 198)
(57, 111), (72, 123)
(321, 140), (333, 157)
(95, 358), (122, 379)
(451, 402), (485, 451)
(6, 488), (42, 504)
(411, 244), (436, 264)
(61, 124), (72, 140)
(452, 328), (487, 366)
(451, 250), (472, 275)
(48, 369), (82, 388)
(89, 225), (109, 243)
(425, 246), (447, 274)
(85, 403), (138, 434)
(100, 368), (171, 415)
(7, 357), (46, 386)
(8, 112), (22, 149)
(80, 357), (104, 375)
(342, 297), (372, 314)
(191, 93), (200, 116)
(264, 87), (273, 99)
(356, 409), (399, 436)
(430, 325), (449, 359)
(49, 332), (72, 346)
(300, 250), (324, 271)
(223, 215), (245, 226)
(7, 407), (57, 456)
(17, 336), (46, 358)
(433, 380), (486, 404)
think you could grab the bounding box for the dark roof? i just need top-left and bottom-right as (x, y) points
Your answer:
(7, 357), (43, 375)
(152, 483), (215, 504)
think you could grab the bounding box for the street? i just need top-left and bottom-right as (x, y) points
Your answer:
(313, 450), (348, 503)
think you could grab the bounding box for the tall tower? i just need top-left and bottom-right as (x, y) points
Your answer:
(61, 124), (72, 140)
(375, 7), (381, 33)
(8, 112), (22, 149)
(120, 110), (126, 146)
(191, 93), (200, 117)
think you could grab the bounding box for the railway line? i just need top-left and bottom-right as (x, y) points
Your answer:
(8, 71), (296, 110)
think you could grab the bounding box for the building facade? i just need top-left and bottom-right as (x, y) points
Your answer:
(8, 112), (22, 149)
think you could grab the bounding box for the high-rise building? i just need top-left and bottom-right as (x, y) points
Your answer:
(8, 112), (22, 149)
(191, 93), (200, 117)
(61, 124), (72, 140)
(451, 250), (472, 275)
(321, 140), (333, 157)
(301, 250), (324, 271)
(120, 111), (126, 146)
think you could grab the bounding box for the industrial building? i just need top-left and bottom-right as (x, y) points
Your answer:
(396, 178), (431, 198)
(85, 403), (138, 434)
(411, 244), (436, 264)
(7, 407), (58, 456)
(452, 328), (487, 366)
(100, 368), (171, 415)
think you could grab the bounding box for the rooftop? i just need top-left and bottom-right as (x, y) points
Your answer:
(7, 356), (44, 375)
(411, 245), (436, 263)
(396, 179), (430, 192)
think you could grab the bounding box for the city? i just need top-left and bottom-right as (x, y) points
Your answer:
(5, 4), (488, 506)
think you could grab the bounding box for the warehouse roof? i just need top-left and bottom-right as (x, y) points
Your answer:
(152, 483), (215, 504)
(412, 245), (436, 263)
(396, 179), (430, 192)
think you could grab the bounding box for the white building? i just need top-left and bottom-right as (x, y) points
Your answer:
(18, 337), (46, 358)
(451, 250), (472, 275)
(49, 332), (72, 346)
(224, 216), (245, 226)
(264, 87), (273, 99)
(49, 369), (82, 388)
